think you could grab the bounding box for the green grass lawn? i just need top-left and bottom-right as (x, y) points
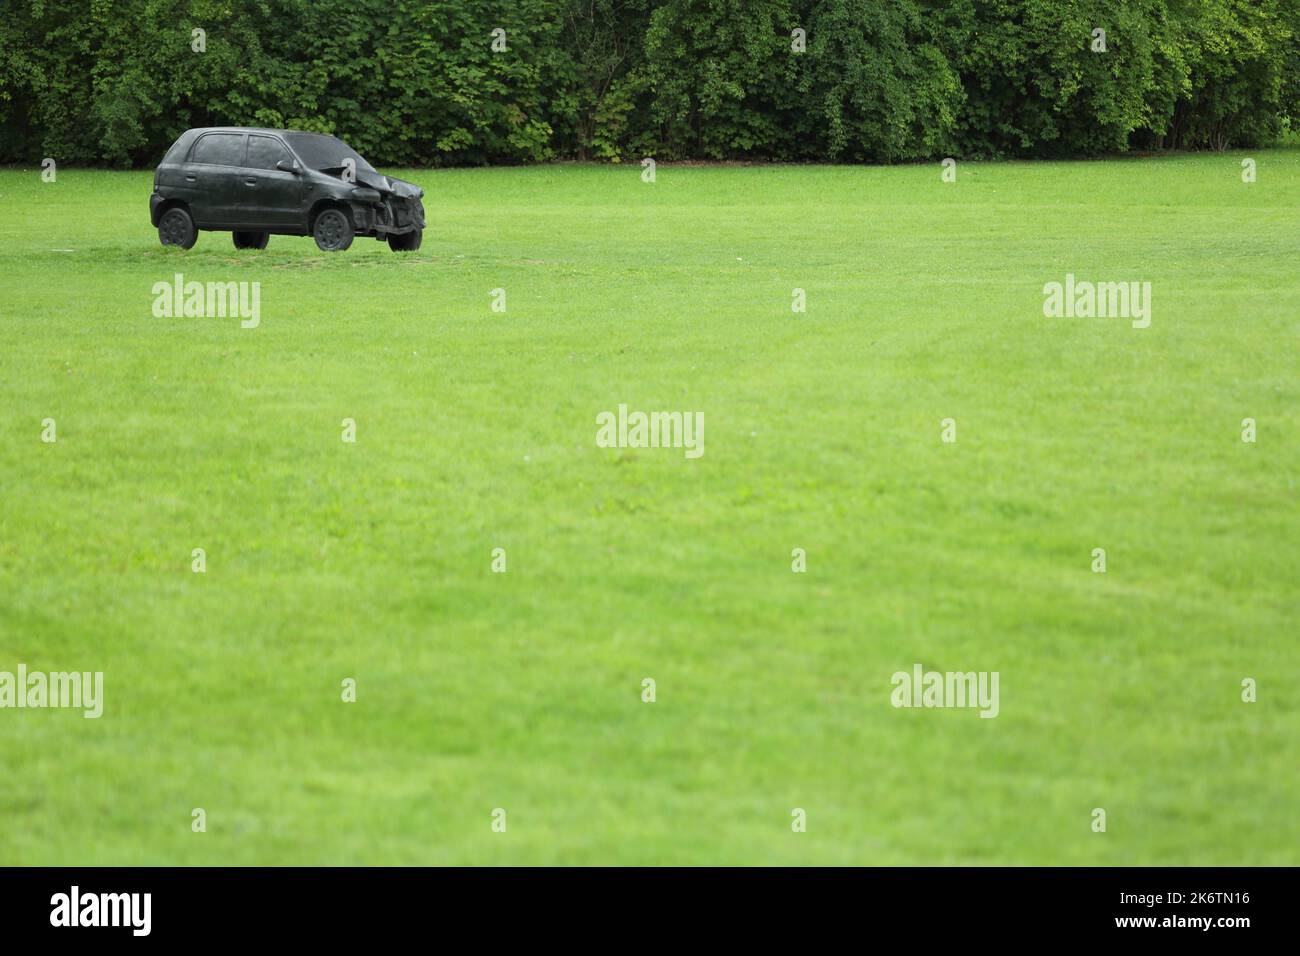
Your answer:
(1, 151), (1297, 865)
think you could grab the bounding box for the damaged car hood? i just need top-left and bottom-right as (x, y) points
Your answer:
(322, 165), (422, 199)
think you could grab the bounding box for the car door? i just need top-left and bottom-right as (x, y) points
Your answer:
(241, 134), (307, 230)
(186, 132), (246, 226)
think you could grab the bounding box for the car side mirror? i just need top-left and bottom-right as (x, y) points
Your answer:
(277, 159), (299, 174)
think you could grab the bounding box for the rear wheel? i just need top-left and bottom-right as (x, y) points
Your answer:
(387, 229), (422, 253)
(232, 231), (269, 250)
(313, 209), (353, 251)
(158, 207), (197, 249)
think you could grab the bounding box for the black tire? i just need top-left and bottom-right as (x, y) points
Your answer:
(158, 207), (197, 250)
(232, 231), (269, 250)
(313, 208), (354, 251)
(387, 229), (422, 253)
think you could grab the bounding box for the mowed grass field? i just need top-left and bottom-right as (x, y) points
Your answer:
(0, 152), (1297, 865)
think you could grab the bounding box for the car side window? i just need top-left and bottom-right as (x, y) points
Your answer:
(190, 133), (245, 166)
(247, 135), (292, 171)
(162, 136), (190, 165)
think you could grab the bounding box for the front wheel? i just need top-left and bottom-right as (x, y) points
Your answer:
(387, 230), (422, 253)
(313, 209), (354, 252)
(232, 231), (269, 250)
(158, 207), (197, 249)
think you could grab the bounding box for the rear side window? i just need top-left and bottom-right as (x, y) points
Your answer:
(161, 135), (191, 164)
(247, 135), (292, 171)
(190, 133), (245, 166)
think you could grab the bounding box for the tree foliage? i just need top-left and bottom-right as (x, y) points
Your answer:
(1, 0), (1295, 166)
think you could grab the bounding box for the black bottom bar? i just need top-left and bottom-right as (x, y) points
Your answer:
(0, 867), (1277, 942)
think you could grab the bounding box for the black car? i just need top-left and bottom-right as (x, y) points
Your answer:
(149, 127), (425, 252)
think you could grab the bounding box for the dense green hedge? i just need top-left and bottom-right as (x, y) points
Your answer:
(2, 0), (1296, 166)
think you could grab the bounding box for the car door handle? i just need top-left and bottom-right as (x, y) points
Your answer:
(185, 174), (196, 182)
(244, 178), (257, 186)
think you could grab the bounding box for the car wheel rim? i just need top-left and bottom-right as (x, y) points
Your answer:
(318, 214), (343, 249)
(161, 214), (185, 244)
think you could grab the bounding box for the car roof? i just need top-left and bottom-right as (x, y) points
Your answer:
(183, 127), (326, 136)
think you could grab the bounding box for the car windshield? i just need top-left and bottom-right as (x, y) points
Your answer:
(283, 133), (377, 174)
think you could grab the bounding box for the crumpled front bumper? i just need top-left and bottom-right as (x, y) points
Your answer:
(351, 195), (425, 237)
